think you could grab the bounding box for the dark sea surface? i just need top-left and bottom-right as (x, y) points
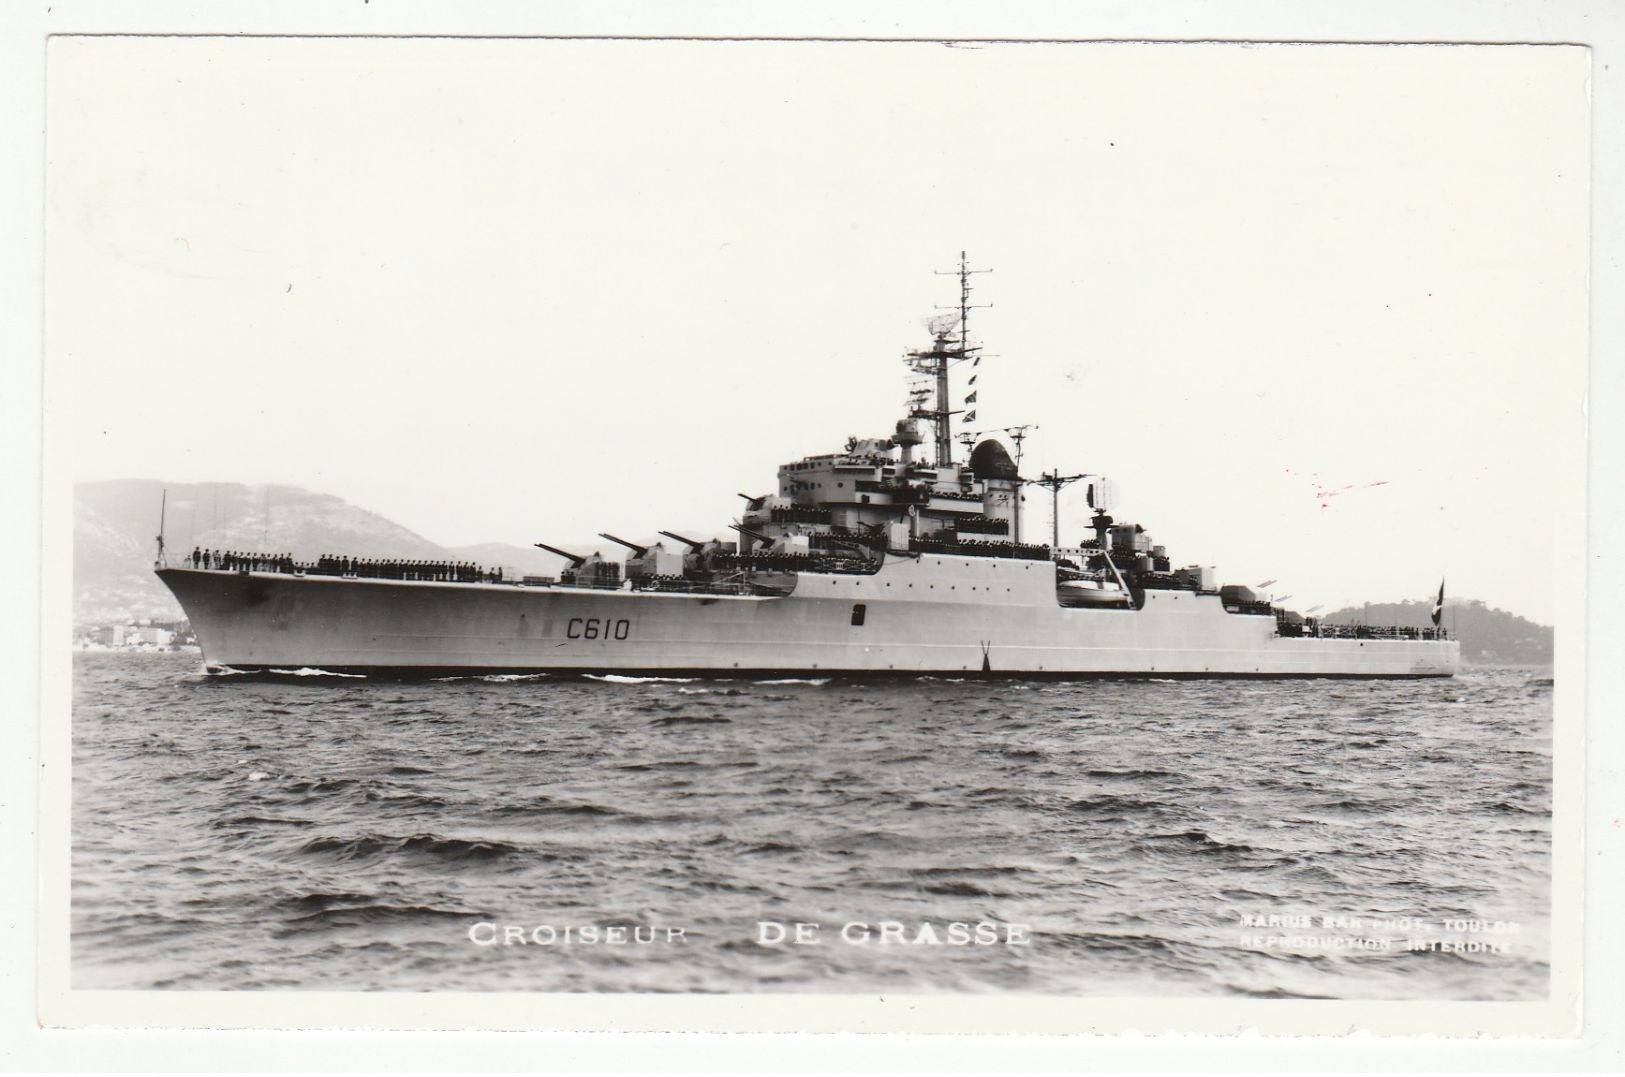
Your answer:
(71, 653), (1553, 998)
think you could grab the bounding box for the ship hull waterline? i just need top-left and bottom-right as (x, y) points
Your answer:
(156, 557), (1459, 679)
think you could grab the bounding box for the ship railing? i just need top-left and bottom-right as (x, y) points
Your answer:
(711, 551), (878, 575)
(552, 576), (627, 591)
(1223, 600), (1276, 617)
(181, 550), (512, 585)
(1310, 622), (1450, 641)
(632, 576), (763, 597)
(1138, 576), (1200, 592)
(911, 536), (1052, 561)
(853, 480), (928, 503)
(769, 506), (835, 525)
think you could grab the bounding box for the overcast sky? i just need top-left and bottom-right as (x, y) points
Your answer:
(48, 38), (1587, 624)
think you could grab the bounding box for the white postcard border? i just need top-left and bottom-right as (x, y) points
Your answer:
(9, 0), (1622, 1067)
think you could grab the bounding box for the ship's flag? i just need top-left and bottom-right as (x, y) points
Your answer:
(965, 409), (977, 421)
(968, 374), (977, 385)
(964, 391), (978, 404)
(972, 355), (980, 366)
(1431, 578), (1445, 627)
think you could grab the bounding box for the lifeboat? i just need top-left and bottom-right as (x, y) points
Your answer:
(1056, 578), (1131, 608)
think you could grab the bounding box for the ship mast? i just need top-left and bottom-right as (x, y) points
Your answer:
(154, 488), (167, 568)
(908, 252), (990, 467)
(1032, 470), (1089, 548)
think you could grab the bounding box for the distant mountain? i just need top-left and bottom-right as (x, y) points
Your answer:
(72, 480), (592, 627)
(1322, 599), (1552, 666)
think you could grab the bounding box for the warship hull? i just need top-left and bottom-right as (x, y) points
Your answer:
(157, 554), (1459, 678)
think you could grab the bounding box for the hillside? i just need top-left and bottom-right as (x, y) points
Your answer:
(73, 480), (582, 626)
(1322, 599), (1553, 666)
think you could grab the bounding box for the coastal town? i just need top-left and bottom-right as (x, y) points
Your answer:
(74, 618), (197, 653)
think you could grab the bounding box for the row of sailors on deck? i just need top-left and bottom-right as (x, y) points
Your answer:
(191, 548), (292, 572)
(189, 547), (503, 583)
(313, 555), (501, 583)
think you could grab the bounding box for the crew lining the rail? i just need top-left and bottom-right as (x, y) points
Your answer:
(189, 547), (504, 584)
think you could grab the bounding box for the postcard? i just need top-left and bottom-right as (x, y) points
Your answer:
(24, 27), (1606, 1058)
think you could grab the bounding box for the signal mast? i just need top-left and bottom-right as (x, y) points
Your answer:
(905, 252), (990, 467)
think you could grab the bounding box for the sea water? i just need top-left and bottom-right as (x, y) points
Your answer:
(70, 653), (1552, 998)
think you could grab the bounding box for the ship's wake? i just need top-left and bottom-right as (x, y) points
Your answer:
(268, 667), (368, 679)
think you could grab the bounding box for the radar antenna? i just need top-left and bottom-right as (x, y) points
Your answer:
(937, 250), (992, 367)
(1004, 424), (1036, 470)
(906, 252), (990, 468)
(958, 424), (1038, 469)
(1031, 470), (1091, 549)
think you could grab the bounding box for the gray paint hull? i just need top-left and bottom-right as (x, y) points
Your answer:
(156, 554), (1459, 677)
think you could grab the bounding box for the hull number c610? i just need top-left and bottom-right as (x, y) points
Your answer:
(567, 617), (631, 641)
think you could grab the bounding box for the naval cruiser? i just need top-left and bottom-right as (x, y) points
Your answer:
(155, 259), (1459, 679)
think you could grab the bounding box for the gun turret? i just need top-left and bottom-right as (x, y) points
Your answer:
(533, 542), (586, 567)
(729, 523), (774, 550)
(658, 530), (707, 552)
(598, 532), (651, 558)
(737, 492), (768, 510)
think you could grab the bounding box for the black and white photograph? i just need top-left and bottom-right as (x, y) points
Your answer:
(27, 24), (1605, 1048)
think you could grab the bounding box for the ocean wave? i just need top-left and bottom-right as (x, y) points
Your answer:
(650, 715), (733, 726)
(1146, 829), (1261, 855)
(757, 678), (830, 686)
(1066, 794), (1169, 816)
(362, 789), (449, 809)
(282, 776), (362, 795)
(741, 841), (799, 855)
(279, 891), (480, 925)
(1085, 768), (1177, 781)
(583, 674), (698, 684)
(488, 797), (620, 818)
(920, 879), (1012, 898)
(297, 832), (523, 862)
(211, 814), (316, 829)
